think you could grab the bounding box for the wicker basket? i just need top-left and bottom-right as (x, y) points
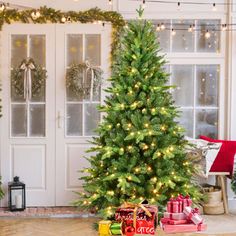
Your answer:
(203, 186), (222, 204)
(203, 202), (224, 215)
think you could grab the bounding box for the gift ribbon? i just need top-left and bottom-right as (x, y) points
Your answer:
(20, 59), (35, 100)
(121, 202), (152, 230)
(85, 60), (99, 102)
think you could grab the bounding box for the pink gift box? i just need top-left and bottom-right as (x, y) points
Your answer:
(161, 218), (188, 225)
(183, 207), (203, 225)
(161, 222), (207, 234)
(164, 212), (186, 220)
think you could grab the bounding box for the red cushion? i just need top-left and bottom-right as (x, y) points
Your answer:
(200, 136), (236, 177)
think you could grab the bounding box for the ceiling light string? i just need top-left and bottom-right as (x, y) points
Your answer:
(133, 0), (236, 6)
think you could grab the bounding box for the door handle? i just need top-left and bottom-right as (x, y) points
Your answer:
(57, 111), (63, 129)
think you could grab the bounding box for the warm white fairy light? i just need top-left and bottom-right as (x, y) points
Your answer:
(212, 3), (217, 11)
(177, 2), (181, 10)
(188, 25), (193, 32)
(171, 28), (176, 36)
(142, 0), (146, 8)
(205, 30), (211, 39)
(61, 16), (66, 23)
(108, 0), (112, 5)
(156, 24), (161, 31)
(222, 24), (227, 31)
(0, 3), (6, 11)
(160, 23), (165, 30)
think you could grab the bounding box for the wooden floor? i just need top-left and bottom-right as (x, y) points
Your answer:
(0, 216), (236, 236)
(0, 218), (97, 236)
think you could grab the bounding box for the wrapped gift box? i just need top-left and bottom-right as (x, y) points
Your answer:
(164, 212), (186, 220)
(115, 202), (158, 235)
(161, 218), (188, 225)
(160, 222), (207, 234)
(183, 207), (203, 225)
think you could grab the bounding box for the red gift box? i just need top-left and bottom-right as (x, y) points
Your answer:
(167, 195), (192, 213)
(183, 207), (203, 225)
(115, 202), (158, 235)
(161, 222), (207, 234)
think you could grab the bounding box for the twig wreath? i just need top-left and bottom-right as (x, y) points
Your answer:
(11, 58), (47, 100)
(66, 61), (103, 101)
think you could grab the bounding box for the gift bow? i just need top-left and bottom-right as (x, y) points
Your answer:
(186, 207), (202, 224)
(85, 60), (98, 102)
(20, 59), (35, 100)
(121, 202), (152, 230)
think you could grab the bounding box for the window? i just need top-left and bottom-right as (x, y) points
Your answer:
(155, 19), (221, 138)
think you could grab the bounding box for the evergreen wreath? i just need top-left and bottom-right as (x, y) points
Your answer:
(66, 62), (103, 98)
(231, 171), (236, 194)
(11, 58), (47, 99)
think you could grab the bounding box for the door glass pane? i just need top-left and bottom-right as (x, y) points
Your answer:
(195, 109), (218, 138)
(30, 68), (46, 102)
(197, 20), (220, 53)
(154, 20), (170, 52)
(11, 35), (27, 67)
(84, 85), (101, 102)
(67, 104), (83, 136)
(171, 65), (194, 106)
(67, 34), (83, 66)
(84, 104), (100, 136)
(30, 35), (46, 67)
(196, 65), (219, 107)
(11, 70), (25, 102)
(177, 109), (194, 137)
(172, 20), (194, 52)
(30, 105), (45, 137)
(85, 35), (101, 66)
(11, 104), (27, 137)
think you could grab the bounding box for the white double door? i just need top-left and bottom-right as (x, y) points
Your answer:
(0, 24), (110, 206)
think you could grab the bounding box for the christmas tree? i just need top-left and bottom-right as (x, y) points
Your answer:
(74, 8), (201, 218)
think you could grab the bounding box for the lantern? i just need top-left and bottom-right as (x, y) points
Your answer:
(8, 176), (26, 211)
